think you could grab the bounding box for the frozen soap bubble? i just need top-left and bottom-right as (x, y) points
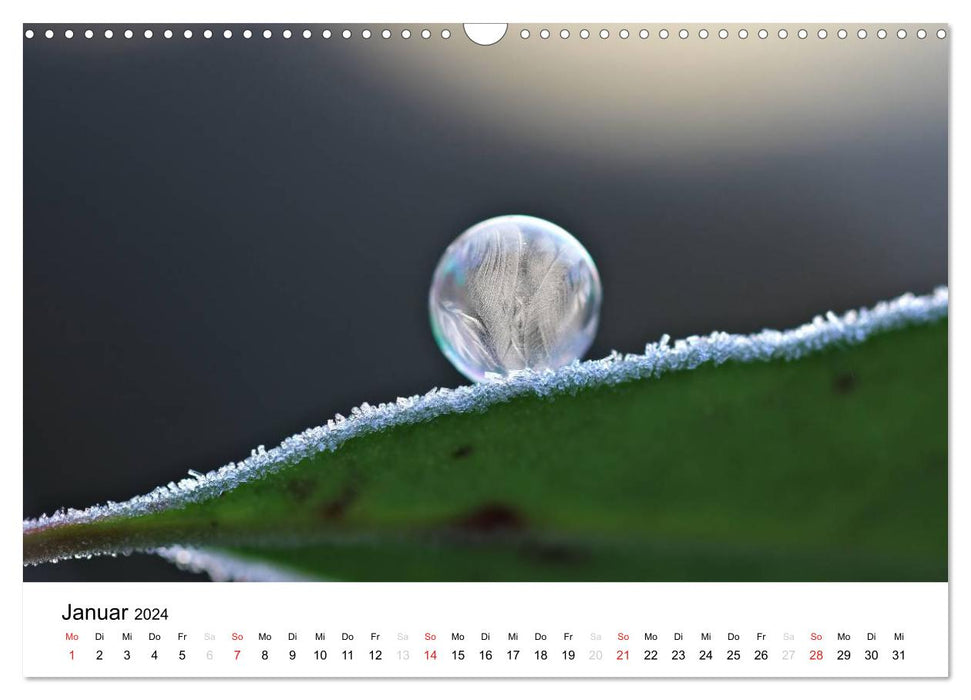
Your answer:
(429, 215), (602, 382)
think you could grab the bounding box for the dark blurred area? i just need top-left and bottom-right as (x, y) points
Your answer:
(24, 25), (947, 581)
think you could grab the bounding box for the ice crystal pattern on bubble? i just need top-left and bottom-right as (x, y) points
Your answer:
(429, 215), (602, 382)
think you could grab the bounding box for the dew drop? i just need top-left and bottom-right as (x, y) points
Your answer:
(429, 215), (602, 382)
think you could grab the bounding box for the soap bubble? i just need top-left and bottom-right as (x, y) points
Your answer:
(429, 215), (602, 382)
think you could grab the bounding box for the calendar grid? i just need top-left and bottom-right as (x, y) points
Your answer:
(24, 582), (948, 678)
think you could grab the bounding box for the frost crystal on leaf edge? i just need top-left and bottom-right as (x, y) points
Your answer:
(24, 287), (948, 537)
(152, 546), (315, 582)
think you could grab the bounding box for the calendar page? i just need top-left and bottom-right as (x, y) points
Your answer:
(22, 20), (949, 680)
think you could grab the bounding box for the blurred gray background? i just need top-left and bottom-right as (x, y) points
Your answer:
(24, 24), (948, 580)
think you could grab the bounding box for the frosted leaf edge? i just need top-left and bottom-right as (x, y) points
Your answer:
(24, 287), (948, 538)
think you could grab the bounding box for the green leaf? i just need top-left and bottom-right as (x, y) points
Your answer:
(24, 308), (947, 581)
